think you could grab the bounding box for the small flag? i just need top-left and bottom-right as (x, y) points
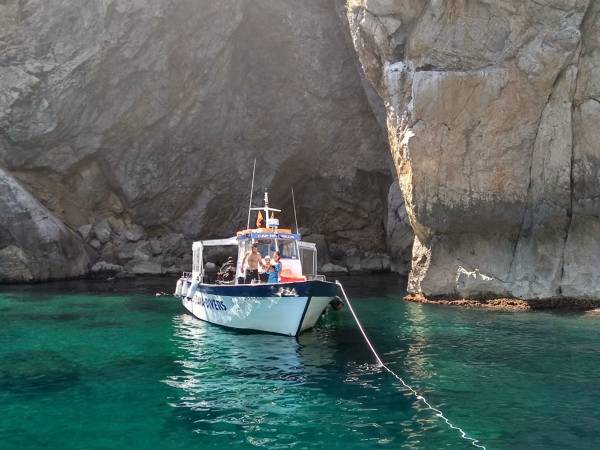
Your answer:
(256, 211), (263, 228)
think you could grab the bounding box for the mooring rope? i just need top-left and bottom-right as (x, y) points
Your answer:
(335, 281), (487, 449)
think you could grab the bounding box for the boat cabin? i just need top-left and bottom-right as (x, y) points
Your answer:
(191, 229), (317, 284)
(191, 192), (319, 284)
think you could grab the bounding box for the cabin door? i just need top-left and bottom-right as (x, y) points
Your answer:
(297, 242), (317, 278)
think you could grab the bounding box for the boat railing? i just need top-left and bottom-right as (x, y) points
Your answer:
(182, 271), (324, 283)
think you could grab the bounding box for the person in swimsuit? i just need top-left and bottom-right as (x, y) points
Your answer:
(260, 256), (271, 283)
(267, 251), (282, 284)
(243, 243), (262, 283)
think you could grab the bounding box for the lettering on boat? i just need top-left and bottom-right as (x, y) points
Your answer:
(199, 297), (227, 311)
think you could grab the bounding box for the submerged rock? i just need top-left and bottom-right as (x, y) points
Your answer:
(0, 350), (82, 394)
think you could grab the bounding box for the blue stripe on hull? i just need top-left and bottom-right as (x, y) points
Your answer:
(194, 280), (339, 298)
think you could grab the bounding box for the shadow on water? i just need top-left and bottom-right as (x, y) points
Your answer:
(4, 311), (94, 322)
(0, 350), (82, 395)
(335, 273), (407, 299)
(125, 295), (178, 314)
(0, 276), (180, 297)
(80, 320), (125, 329)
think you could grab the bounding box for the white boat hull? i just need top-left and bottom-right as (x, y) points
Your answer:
(176, 280), (339, 336)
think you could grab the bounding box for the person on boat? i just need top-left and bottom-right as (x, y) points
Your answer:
(260, 255), (271, 283)
(267, 251), (282, 283)
(243, 243), (262, 283)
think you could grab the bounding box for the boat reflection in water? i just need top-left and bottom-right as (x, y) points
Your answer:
(162, 314), (340, 440)
(162, 302), (430, 448)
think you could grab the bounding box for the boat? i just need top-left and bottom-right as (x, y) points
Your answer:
(174, 191), (342, 336)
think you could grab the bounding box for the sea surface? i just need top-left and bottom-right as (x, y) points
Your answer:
(1, 275), (599, 450)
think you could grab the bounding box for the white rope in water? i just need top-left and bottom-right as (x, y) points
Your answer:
(335, 281), (487, 450)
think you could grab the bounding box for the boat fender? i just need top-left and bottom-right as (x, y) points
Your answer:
(186, 279), (200, 300)
(174, 278), (183, 297)
(329, 296), (344, 311)
(181, 280), (191, 298)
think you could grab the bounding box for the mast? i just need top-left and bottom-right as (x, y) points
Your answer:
(264, 191), (269, 221)
(250, 190), (281, 229)
(246, 159), (256, 229)
(291, 186), (299, 234)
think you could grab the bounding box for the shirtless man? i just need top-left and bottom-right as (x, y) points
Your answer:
(243, 243), (262, 284)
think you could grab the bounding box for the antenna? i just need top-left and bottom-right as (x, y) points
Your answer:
(246, 158), (256, 229)
(291, 186), (299, 234)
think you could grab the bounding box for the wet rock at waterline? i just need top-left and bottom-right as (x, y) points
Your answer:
(0, 0), (412, 281)
(90, 261), (123, 274)
(346, 0), (600, 299)
(321, 263), (349, 274)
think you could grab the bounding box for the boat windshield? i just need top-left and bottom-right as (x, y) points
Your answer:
(278, 239), (298, 259)
(257, 240), (277, 258)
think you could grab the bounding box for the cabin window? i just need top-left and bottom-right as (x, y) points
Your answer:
(239, 239), (251, 256)
(257, 240), (277, 258)
(278, 240), (298, 259)
(299, 247), (316, 276)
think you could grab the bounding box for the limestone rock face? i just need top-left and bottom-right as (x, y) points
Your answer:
(0, 167), (89, 282)
(0, 0), (396, 280)
(347, 0), (600, 298)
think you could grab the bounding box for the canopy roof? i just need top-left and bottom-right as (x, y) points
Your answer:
(237, 227), (299, 240)
(193, 236), (238, 249)
(193, 229), (301, 250)
(237, 230), (300, 241)
(237, 227), (293, 235)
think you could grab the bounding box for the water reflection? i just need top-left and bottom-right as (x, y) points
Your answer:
(163, 309), (427, 448)
(401, 303), (435, 381)
(166, 313), (347, 386)
(168, 314), (305, 381)
(162, 315), (340, 438)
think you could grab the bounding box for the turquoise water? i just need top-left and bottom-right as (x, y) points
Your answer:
(1, 276), (599, 450)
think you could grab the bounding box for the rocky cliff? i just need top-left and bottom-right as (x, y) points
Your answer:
(347, 0), (600, 299)
(0, 166), (89, 282)
(0, 0), (406, 281)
